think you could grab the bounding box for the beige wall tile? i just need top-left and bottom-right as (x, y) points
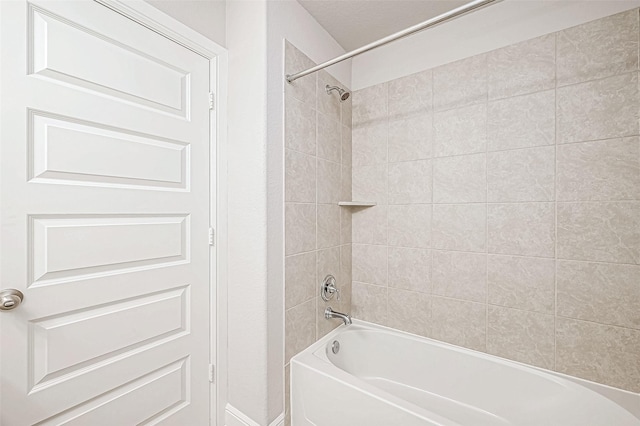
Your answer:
(352, 122), (387, 166)
(488, 146), (555, 202)
(557, 137), (640, 201)
(558, 260), (640, 330)
(352, 205), (387, 245)
(352, 164), (388, 204)
(432, 251), (486, 303)
(337, 246), (353, 329)
(488, 255), (555, 314)
(285, 203), (316, 255)
(487, 306), (555, 369)
(342, 97), (352, 128)
(386, 290), (432, 337)
(388, 204), (431, 248)
(285, 94), (316, 156)
(388, 247), (432, 293)
(433, 103), (487, 157)
(557, 72), (639, 144)
(285, 41), (316, 105)
(432, 204), (486, 252)
(317, 70), (342, 122)
(341, 125), (352, 167)
(388, 69), (433, 117)
(317, 112), (341, 163)
(556, 318), (640, 393)
(389, 160), (433, 204)
(284, 42), (354, 392)
(317, 204), (340, 249)
(433, 154), (486, 203)
(487, 90), (555, 152)
(285, 149), (316, 203)
(285, 299), (316, 363)
(353, 82), (387, 126)
(317, 247), (351, 338)
(317, 246), (340, 284)
(388, 113), (432, 162)
(317, 159), (341, 204)
(340, 244), (352, 291)
(557, 202), (640, 264)
(340, 207), (352, 245)
(557, 10), (639, 87)
(352, 281), (388, 324)
(285, 16), (640, 394)
(341, 164), (352, 202)
(285, 252), (316, 310)
(487, 34), (556, 100)
(488, 203), (555, 257)
(432, 296), (487, 351)
(433, 55), (487, 111)
(352, 244), (387, 286)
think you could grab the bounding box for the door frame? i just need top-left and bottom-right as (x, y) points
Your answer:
(0, 1), (229, 424)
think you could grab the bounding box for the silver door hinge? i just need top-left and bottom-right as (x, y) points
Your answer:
(208, 364), (215, 383)
(209, 92), (214, 110)
(208, 228), (214, 246)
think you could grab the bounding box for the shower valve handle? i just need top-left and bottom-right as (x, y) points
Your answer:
(321, 275), (340, 301)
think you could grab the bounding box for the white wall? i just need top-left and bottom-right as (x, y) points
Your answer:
(144, 0), (226, 46)
(225, 0), (270, 424)
(352, 0), (640, 90)
(225, 0), (347, 424)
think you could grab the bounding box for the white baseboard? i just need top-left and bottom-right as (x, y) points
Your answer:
(225, 404), (284, 426)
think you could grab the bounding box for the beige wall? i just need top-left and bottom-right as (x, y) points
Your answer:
(284, 42), (353, 425)
(351, 9), (640, 393)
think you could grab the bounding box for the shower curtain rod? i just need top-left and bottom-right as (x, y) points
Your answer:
(286, 0), (502, 83)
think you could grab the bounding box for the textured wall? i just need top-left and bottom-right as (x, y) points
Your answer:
(283, 42), (353, 424)
(225, 0), (271, 423)
(351, 9), (640, 393)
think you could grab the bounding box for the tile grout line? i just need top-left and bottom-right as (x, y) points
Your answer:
(430, 70), (435, 336)
(484, 57), (490, 353)
(314, 71), (320, 342)
(385, 82), (390, 324)
(554, 32), (559, 372)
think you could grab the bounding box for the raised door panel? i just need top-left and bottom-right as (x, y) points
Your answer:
(29, 287), (189, 391)
(34, 358), (189, 426)
(30, 112), (189, 190)
(30, 6), (189, 117)
(30, 215), (189, 286)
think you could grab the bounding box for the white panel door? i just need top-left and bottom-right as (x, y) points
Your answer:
(0, 0), (212, 424)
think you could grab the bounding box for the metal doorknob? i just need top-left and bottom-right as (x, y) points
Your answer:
(0, 289), (24, 311)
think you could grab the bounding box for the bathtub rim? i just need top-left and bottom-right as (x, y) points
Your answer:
(291, 341), (462, 426)
(291, 319), (640, 420)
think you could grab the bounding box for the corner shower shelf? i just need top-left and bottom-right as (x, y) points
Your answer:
(337, 201), (377, 207)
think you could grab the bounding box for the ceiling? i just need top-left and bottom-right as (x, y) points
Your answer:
(298, 0), (470, 51)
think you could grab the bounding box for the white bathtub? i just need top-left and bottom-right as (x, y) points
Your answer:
(291, 321), (640, 425)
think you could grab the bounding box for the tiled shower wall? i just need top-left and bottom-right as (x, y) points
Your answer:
(283, 42), (352, 423)
(351, 9), (640, 393)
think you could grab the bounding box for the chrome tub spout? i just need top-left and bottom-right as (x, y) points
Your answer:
(325, 307), (352, 325)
